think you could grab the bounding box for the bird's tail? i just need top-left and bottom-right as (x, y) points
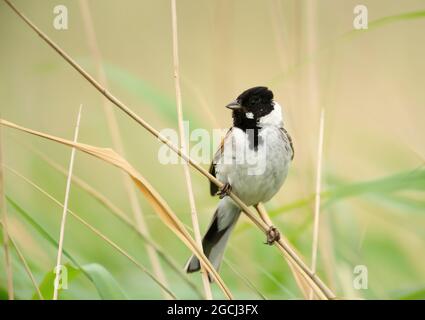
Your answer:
(185, 197), (240, 281)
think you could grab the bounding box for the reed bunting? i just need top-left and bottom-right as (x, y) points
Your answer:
(186, 86), (294, 279)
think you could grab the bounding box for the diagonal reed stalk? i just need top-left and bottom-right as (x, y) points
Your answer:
(0, 120), (233, 299)
(170, 0), (212, 299)
(0, 126), (14, 300)
(2, 0), (334, 299)
(4, 165), (177, 299)
(77, 0), (171, 299)
(309, 108), (325, 299)
(53, 104), (82, 300)
(0, 221), (44, 299)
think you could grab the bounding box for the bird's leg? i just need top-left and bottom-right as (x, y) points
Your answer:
(265, 226), (280, 245)
(216, 183), (232, 199)
(255, 203), (281, 245)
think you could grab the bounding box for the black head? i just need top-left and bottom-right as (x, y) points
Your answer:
(226, 86), (274, 119)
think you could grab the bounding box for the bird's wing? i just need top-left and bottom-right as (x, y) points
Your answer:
(209, 128), (233, 196)
(280, 127), (294, 160)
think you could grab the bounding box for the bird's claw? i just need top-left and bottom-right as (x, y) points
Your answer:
(265, 226), (280, 245)
(216, 183), (232, 199)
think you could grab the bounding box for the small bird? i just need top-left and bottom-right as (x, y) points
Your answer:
(185, 86), (294, 279)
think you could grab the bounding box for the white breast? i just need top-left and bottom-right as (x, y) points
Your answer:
(215, 125), (291, 206)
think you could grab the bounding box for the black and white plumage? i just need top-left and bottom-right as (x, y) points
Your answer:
(185, 86), (294, 278)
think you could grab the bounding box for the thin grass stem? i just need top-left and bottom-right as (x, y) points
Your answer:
(309, 108), (325, 299)
(170, 0), (212, 300)
(53, 105), (82, 300)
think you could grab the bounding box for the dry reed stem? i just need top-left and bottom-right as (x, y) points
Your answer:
(309, 108), (325, 299)
(170, 0), (212, 299)
(0, 222), (44, 299)
(0, 127), (14, 299)
(77, 0), (171, 299)
(320, 213), (337, 290)
(53, 104), (82, 300)
(4, 165), (177, 299)
(305, 0), (324, 300)
(0, 120), (233, 299)
(2, 0), (334, 299)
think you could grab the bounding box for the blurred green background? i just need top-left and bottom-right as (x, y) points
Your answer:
(0, 0), (424, 300)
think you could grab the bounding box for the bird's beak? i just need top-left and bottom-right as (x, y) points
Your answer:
(225, 100), (242, 110)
